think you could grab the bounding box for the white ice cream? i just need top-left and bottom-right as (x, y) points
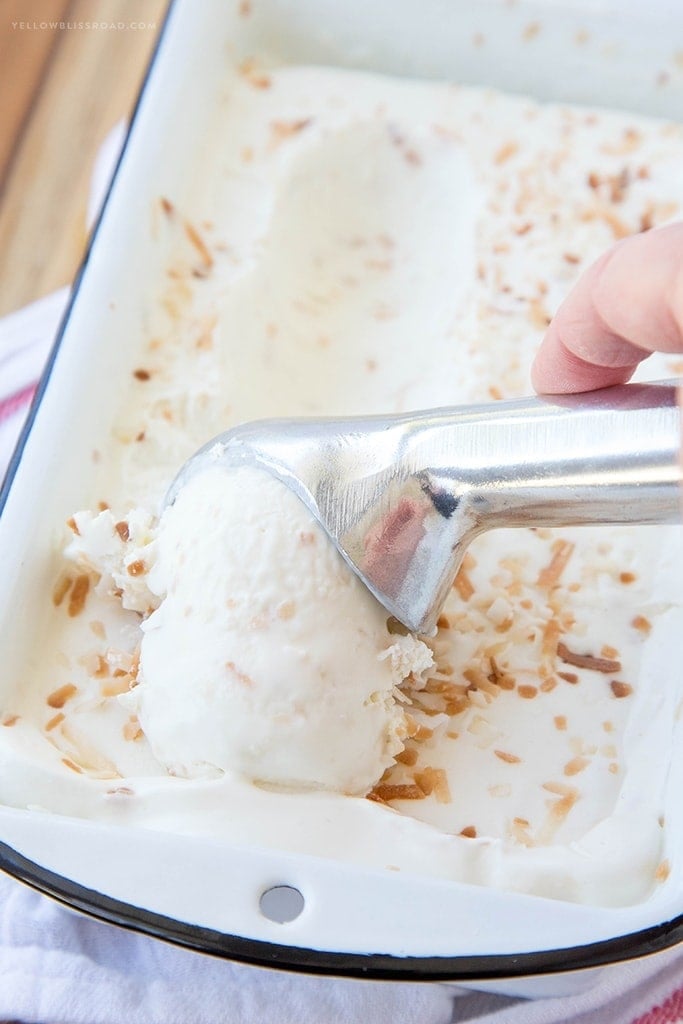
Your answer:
(1, 61), (682, 909)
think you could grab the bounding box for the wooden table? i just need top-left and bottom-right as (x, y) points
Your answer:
(0, 0), (168, 318)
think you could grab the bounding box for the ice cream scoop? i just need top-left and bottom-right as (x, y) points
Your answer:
(167, 380), (682, 636)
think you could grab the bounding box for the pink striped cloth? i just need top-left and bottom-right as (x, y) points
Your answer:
(0, 126), (681, 1024)
(0, 286), (68, 473)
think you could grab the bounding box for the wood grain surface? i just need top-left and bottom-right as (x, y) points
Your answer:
(0, 0), (168, 318)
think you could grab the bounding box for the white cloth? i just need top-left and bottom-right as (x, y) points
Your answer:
(0, 864), (682, 1023)
(0, 125), (682, 1024)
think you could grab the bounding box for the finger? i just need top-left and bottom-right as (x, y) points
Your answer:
(532, 222), (683, 394)
(531, 330), (640, 393)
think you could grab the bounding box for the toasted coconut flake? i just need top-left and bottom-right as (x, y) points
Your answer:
(226, 661), (255, 688)
(558, 670), (579, 684)
(270, 118), (312, 142)
(47, 683), (77, 709)
(537, 540), (574, 588)
(539, 677), (557, 693)
(67, 575), (90, 617)
(467, 714), (500, 748)
(464, 666), (499, 695)
(80, 652), (108, 679)
(404, 714), (419, 738)
(494, 140), (519, 164)
(542, 780), (577, 797)
(127, 559), (147, 577)
(395, 747), (418, 766)
(66, 516), (80, 536)
(544, 778), (577, 811)
(445, 697), (469, 716)
(277, 600), (296, 621)
(410, 701), (442, 718)
(548, 789), (579, 821)
(631, 614), (652, 635)
(554, 715), (567, 731)
(564, 756), (590, 776)
(610, 680), (633, 699)
(468, 688), (493, 708)
(184, 222), (213, 270)
(601, 644), (619, 659)
(585, 206), (631, 239)
(557, 642), (621, 673)
(238, 57), (272, 89)
(414, 767), (451, 803)
(114, 520), (130, 542)
(45, 712), (65, 732)
(495, 749), (522, 764)
(61, 757), (83, 774)
(413, 770), (434, 796)
(94, 655), (109, 678)
(655, 859), (671, 882)
(425, 678), (467, 698)
(517, 685), (538, 700)
(52, 573), (73, 608)
(497, 674), (518, 691)
(527, 297), (551, 329)
(453, 566), (475, 600)
(123, 716), (143, 742)
(489, 658), (516, 690)
(101, 677), (133, 698)
(541, 618), (562, 657)
(372, 783), (425, 801)
(511, 817), (535, 846)
(459, 825), (477, 838)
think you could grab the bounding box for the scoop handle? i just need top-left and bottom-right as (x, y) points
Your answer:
(430, 379), (682, 529)
(346, 379), (682, 633)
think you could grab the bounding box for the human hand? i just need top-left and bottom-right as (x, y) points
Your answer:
(531, 222), (683, 394)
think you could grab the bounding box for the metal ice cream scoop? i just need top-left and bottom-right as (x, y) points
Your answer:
(167, 380), (682, 635)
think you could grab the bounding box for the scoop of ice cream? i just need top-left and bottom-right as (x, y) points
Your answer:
(123, 464), (432, 794)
